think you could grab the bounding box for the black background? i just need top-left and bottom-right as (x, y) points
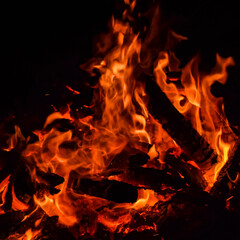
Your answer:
(1, 0), (240, 131)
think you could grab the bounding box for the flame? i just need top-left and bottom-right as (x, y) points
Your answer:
(11, 185), (29, 211)
(19, 4), (162, 233)
(0, 0), (238, 237)
(154, 51), (236, 187)
(2, 125), (25, 152)
(132, 189), (159, 210)
(0, 175), (10, 213)
(10, 228), (41, 240)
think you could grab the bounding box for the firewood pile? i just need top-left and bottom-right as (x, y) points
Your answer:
(0, 75), (239, 239)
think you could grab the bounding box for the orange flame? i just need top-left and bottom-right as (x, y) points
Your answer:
(1, 1), (237, 237)
(21, 6), (236, 233)
(11, 185), (29, 211)
(2, 125), (25, 152)
(131, 189), (159, 210)
(0, 175), (10, 214)
(154, 51), (236, 187)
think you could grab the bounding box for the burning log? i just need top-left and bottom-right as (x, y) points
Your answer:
(115, 153), (206, 192)
(144, 76), (218, 168)
(164, 151), (207, 189)
(107, 148), (150, 172)
(114, 190), (233, 240)
(36, 170), (64, 188)
(39, 216), (76, 240)
(74, 178), (138, 203)
(0, 211), (25, 239)
(126, 167), (186, 192)
(128, 152), (150, 168)
(107, 150), (188, 192)
(0, 208), (75, 240)
(34, 170), (65, 196)
(0, 208), (44, 239)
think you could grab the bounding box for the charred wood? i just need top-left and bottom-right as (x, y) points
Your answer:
(0, 211), (25, 239)
(126, 167), (185, 192)
(34, 171), (65, 197)
(108, 150), (149, 171)
(0, 208), (44, 239)
(144, 76), (218, 168)
(164, 151), (207, 190)
(37, 216), (75, 240)
(116, 190), (234, 240)
(129, 152), (150, 168)
(36, 170), (64, 188)
(74, 178), (138, 203)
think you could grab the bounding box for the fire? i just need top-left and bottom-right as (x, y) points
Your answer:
(0, 0), (238, 238)
(11, 185), (29, 211)
(132, 189), (159, 210)
(0, 175), (10, 213)
(7, 228), (41, 240)
(2, 125), (25, 152)
(155, 51), (236, 186)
